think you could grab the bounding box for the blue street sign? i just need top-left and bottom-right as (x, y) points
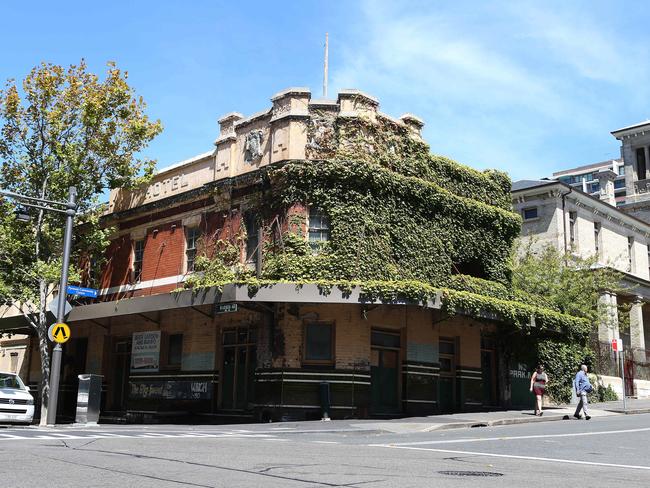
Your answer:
(67, 285), (98, 298)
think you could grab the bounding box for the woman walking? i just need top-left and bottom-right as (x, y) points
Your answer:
(530, 365), (548, 416)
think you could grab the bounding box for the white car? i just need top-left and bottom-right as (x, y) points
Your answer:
(0, 372), (34, 424)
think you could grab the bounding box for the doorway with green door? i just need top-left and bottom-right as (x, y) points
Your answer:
(438, 337), (458, 413)
(220, 326), (257, 410)
(481, 335), (498, 406)
(370, 329), (401, 415)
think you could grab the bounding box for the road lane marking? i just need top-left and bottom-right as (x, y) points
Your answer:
(313, 441), (339, 444)
(376, 426), (650, 446)
(376, 445), (650, 471)
(0, 432), (277, 441)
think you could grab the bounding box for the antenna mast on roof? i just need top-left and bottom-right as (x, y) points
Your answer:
(323, 32), (329, 98)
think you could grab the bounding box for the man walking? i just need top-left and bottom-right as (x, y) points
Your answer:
(573, 364), (592, 420)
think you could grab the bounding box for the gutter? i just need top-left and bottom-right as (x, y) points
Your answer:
(561, 186), (573, 257)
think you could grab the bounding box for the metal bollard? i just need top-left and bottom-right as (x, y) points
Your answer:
(319, 381), (331, 421)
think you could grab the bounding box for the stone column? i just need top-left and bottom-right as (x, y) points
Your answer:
(629, 297), (647, 362)
(214, 112), (243, 176)
(598, 292), (619, 343)
(596, 169), (617, 206)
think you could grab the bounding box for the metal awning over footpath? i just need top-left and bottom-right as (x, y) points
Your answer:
(0, 283), (443, 331)
(68, 283), (443, 322)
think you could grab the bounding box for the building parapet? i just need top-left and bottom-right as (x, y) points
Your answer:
(108, 87), (425, 215)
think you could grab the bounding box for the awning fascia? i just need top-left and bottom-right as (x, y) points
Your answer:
(65, 283), (443, 323)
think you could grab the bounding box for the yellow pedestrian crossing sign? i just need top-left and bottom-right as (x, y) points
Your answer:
(48, 323), (71, 344)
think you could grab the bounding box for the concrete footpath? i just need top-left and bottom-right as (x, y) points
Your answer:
(347, 397), (650, 434)
(13, 398), (650, 436)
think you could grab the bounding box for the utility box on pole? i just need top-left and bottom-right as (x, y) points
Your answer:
(75, 374), (102, 425)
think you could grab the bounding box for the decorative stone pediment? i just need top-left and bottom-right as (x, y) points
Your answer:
(244, 130), (264, 164)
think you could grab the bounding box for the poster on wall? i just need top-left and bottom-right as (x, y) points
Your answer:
(131, 331), (161, 372)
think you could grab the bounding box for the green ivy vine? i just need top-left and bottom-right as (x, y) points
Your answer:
(185, 114), (588, 342)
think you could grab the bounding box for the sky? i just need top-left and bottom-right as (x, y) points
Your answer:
(2, 0), (650, 181)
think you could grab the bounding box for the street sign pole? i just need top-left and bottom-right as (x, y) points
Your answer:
(46, 187), (76, 426)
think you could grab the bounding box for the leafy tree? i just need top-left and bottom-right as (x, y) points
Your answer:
(0, 61), (162, 423)
(511, 241), (630, 401)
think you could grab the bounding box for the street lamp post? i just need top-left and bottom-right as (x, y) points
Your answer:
(0, 186), (77, 426)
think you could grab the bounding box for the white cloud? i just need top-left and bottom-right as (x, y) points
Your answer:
(330, 0), (640, 179)
(510, 4), (647, 84)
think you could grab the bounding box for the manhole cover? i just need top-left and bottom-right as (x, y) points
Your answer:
(438, 471), (504, 477)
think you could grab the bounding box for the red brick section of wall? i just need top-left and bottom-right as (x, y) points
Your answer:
(141, 220), (185, 283)
(100, 234), (132, 290)
(199, 210), (242, 259)
(98, 209), (245, 300)
(286, 203), (307, 235)
(97, 196), (308, 302)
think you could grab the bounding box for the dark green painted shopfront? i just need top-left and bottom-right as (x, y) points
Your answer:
(19, 284), (517, 422)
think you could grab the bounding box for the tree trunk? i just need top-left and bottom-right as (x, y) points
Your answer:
(37, 279), (50, 426)
(37, 326), (51, 426)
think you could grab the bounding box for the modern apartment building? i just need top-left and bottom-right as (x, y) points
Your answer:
(552, 159), (626, 206)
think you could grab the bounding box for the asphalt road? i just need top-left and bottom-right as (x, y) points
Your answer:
(1, 414), (650, 487)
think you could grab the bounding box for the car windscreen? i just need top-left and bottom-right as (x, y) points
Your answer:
(0, 373), (24, 390)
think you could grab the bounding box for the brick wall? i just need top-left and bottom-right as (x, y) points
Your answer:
(140, 221), (185, 282)
(100, 234), (132, 290)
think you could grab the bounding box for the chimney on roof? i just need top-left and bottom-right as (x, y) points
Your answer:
(596, 169), (617, 206)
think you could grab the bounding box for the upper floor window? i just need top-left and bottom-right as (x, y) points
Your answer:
(185, 227), (200, 272)
(303, 321), (334, 365)
(133, 239), (145, 282)
(244, 212), (259, 262)
(636, 148), (647, 181)
(628, 236), (635, 272)
(522, 207), (538, 220)
(308, 208), (330, 250)
(617, 165), (625, 176)
(594, 222), (601, 258)
(614, 179), (626, 190)
(569, 211), (577, 248)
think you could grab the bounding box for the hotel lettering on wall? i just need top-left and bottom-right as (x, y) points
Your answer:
(146, 173), (189, 199)
(131, 331), (161, 372)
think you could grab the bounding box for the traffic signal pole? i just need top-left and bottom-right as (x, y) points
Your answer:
(46, 187), (77, 425)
